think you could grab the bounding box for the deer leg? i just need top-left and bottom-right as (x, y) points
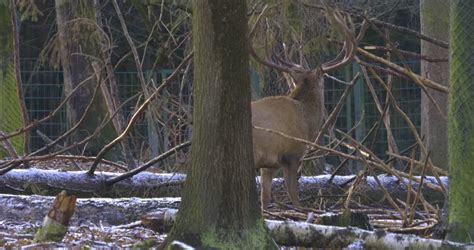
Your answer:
(260, 168), (275, 210)
(283, 163), (301, 208)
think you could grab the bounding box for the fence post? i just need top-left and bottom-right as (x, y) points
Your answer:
(146, 70), (160, 163)
(344, 65), (353, 169)
(352, 63), (365, 143)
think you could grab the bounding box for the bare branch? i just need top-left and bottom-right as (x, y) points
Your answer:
(357, 48), (448, 93)
(106, 141), (191, 186)
(88, 53), (193, 175)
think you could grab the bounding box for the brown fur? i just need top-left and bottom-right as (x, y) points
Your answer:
(252, 70), (325, 209)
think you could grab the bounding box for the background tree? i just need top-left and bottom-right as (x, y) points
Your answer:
(164, 0), (275, 248)
(0, 0), (28, 157)
(420, 0), (450, 170)
(55, 0), (119, 158)
(447, 0), (474, 242)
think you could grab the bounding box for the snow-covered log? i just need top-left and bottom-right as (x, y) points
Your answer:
(2, 194), (465, 248)
(294, 174), (447, 205)
(0, 168), (186, 197)
(0, 168), (447, 204)
(266, 219), (465, 248)
(0, 194), (180, 226)
(143, 209), (465, 248)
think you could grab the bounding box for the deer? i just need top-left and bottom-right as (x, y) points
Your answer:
(250, 8), (356, 209)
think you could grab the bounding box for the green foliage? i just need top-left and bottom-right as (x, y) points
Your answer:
(71, 0), (100, 54)
(0, 66), (25, 157)
(0, 4), (25, 157)
(281, 0), (303, 43)
(0, 1), (13, 60)
(55, 0), (100, 58)
(75, 0), (95, 19)
(129, 0), (152, 27)
(17, 0), (43, 22)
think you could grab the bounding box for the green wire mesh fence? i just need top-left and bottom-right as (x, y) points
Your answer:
(18, 59), (420, 167)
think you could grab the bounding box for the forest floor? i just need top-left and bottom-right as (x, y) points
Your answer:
(1, 158), (167, 248)
(1, 219), (164, 248)
(0, 158), (444, 248)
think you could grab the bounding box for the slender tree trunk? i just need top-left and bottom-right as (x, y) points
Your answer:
(446, 0), (474, 242)
(55, 0), (119, 158)
(420, 0), (450, 170)
(164, 1), (275, 248)
(0, 0), (27, 157)
(92, 0), (136, 169)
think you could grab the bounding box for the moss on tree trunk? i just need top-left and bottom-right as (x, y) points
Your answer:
(447, 0), (474, 242)
(164, 1), (276, 248)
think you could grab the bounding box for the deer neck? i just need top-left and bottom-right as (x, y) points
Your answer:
(288, 76), (324, 139)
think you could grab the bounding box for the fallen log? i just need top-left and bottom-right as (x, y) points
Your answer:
(0, 193), (179, 226)
(144, 209), (465, 249)
(1, 194), (465, 248)
(0, 168), (185, 198)
(0, 168), (447, 204)
(2, 193), (371, 231)
(268, 219), (463, 248)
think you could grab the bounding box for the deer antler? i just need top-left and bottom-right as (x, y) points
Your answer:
(321, 7), (356, 73)
(250, 4), (356, 74)
(250, 46), (294, 73)
(249, 5), (300, 73)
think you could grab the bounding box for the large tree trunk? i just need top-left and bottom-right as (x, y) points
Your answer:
(447, 0), (474, 242)
(420, 0), (450, 171)
(55, 0), (119, 158)
(164, 1), (275, 248)
(0, 0), (27, 157)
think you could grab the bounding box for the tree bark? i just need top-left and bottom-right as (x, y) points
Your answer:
(33, 191), (76, 243)
(420, 0), (450, 170)
(164, 1), (275, 248)
(446, 0), (474, 242)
